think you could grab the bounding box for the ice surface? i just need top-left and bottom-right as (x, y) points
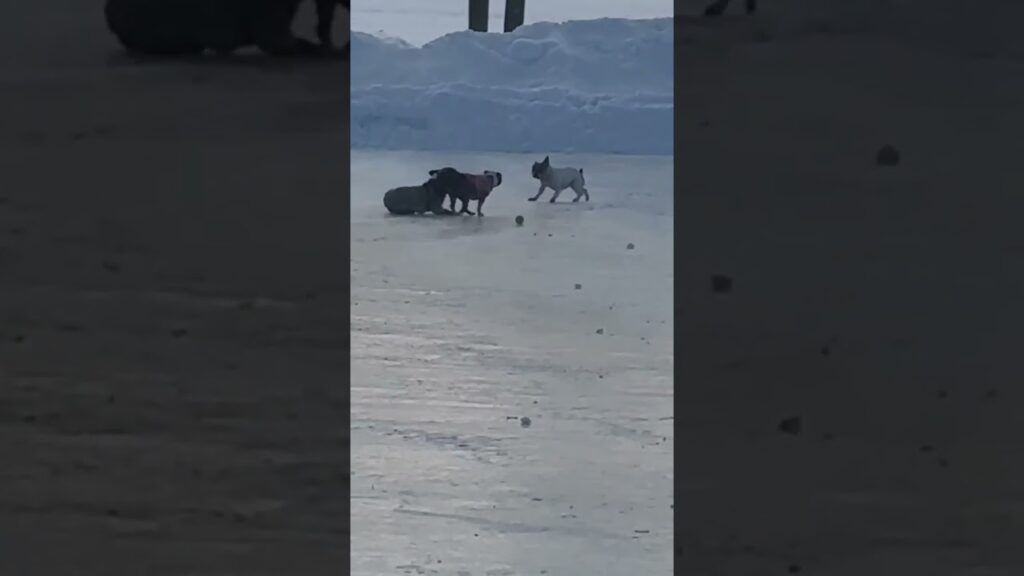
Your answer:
(351, 150), (673, 575)
(351, 18), (673, 155)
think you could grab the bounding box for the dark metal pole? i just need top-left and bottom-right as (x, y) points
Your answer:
(504, 0), (525, 33)
(468, 0), (489, 32)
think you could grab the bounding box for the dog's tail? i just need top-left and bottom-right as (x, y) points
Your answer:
(578, 168), (586, 187)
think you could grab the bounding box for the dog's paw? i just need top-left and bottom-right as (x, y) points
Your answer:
(572, 197), (580, 203)
(527, 197), (537, 202)
(549, 198), (556, 203)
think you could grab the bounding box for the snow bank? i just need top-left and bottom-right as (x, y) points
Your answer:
(351, 18), (673, 155)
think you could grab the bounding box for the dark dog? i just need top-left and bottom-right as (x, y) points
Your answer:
(104, 0), (346, 58)
(383, 168), (464, 215)
(703, 0), (757, 17)
(436, 168), (502, 217)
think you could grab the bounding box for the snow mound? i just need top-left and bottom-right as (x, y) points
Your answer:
(351, 18), (673, 155)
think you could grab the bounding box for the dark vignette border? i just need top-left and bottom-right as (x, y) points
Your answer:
(672, 8), (684, 574)
(673, 2), (1020, 574)
(0, 3), (351, 573)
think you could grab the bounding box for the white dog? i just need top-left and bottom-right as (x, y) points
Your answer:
(529, 156), (589, 203)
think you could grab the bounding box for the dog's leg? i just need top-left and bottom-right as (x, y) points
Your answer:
(251, 0), (338, 58)
(528, 185), (546, 202)
(549, 187), (563, 203)
(460, 197), (474, 215)
(704, 0), (730, 17)
(428, 190), (453, 215)
(315, 0), (336, 47)
(449, 193), (457, 213)
(571, 180), (585, 202)
(476, 198), (485, 217)
(430, 202), (454, 215)
(316, 1), (351, 58)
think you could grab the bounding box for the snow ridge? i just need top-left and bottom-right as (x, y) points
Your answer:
(351, 18), (673, 155)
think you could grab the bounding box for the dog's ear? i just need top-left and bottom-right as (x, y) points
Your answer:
(428, 169), (439, 179)
(495, 172), (502, 186)
(543, 155), (549, 163)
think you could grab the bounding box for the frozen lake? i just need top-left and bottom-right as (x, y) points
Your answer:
(351, 150), (674, 575)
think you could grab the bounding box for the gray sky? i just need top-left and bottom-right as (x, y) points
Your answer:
(351, 0), (672, 45)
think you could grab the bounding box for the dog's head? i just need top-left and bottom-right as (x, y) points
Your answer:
(531, 156), (550, 179)
(426, 167), (464, 196)
(483, 170), (502, 188)
(428, 167), (462, 182)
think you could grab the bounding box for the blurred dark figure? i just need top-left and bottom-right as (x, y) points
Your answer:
(703, 0), (757, 17)
(316, 0), (349, 55)
(104, 0), (346, 57)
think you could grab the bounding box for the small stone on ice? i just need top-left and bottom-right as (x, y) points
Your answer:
(627, 243), (635, 250)
(711, 274), (733, 294)
(520, 416), (532, 427)
(515, 215), (524, 226)
(575, 283), (582, 290)
(596, 328), (604, 335)
(876, 144), (900, 166)
(778, 416), (802, 435)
